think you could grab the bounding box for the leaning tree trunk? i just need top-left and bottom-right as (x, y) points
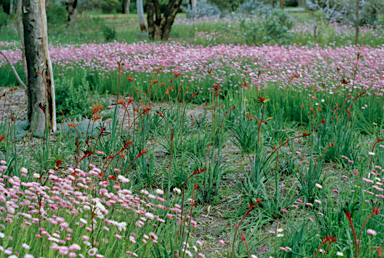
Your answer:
(67, 0), (78, 22)
(137, 0), (147, 31)
(16, 0), (28, 84)
(123, 0), (130, 14)
(147, 0), (183, 40)
(22, 0), (56, 135)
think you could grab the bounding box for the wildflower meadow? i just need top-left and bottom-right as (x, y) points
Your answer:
(1, 3), (384, 258)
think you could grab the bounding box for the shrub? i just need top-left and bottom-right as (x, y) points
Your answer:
(46, 2), (67, 24)
(102, 25), (117, 41)
(0, 6), (8, 29)
(218, 8), (293, 45)
(101, 0), (122, 13)
(185, 2), (222, 19)
(55, 71), (108, 122)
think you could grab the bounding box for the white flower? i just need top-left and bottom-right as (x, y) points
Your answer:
(321, 99), (325, 102)
(88, 247), (98, 256)
(95, 201), (106, 212)
(0, 232), (5, 238)
(155, 189), (164, 195)
(117, 222), (127, 231)
(315, 183), (323, 189)
(22, 243), (30, 249)
(33, 173), (40, 179)
(21, 167), (28, 173)
(145, 212), (155, 220)
(80, 218), (87, 224)
(277, 228), (284, 233)
(369, 152), (375, 156)
(173, 188), (181, 194)
(276, 233), (284, 237)
(336, 251), (344, 256)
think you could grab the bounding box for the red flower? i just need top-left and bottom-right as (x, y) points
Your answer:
(192, 169), (206, 175)
(258, 97), (265, 103)
(0, 136), (4, 144)
(108, 175), (116, 180)
(137, 150), (147, 158)
(124, 141), (132, 149)
(321, 119), (326, 123)
(55, 160), (62, 169)
(302, 133), (310, 137)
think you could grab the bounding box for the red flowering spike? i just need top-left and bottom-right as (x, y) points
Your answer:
(0, 136), (4, 144)
(55, 160), (62, 169)
(108, 175), (116, 180)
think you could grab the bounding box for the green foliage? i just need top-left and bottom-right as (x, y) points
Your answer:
(55, 71), (108, 122)
(46, 3), (67, 24)
(0, 5), (8, 29)
(208, 0), (246, 11)
(101, 0), (122, 13)
(102, 25), (117, 41)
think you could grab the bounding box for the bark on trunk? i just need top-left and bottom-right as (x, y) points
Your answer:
(17, 0), (28, 84)
(23, 0), (56, 135)
(147, 0), (183, 41)
(137, 0), (147, 31)
(191, 0), (196, 9)
(123, 0), (130, 14)
(67, 0), (78, 22)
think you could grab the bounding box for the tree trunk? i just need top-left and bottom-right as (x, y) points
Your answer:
(123, 0), (130, 14)
(355, 0), (359, 45)
(147, 0), (183, 41)
(271, 0), (274, 8)
(191, 0), (196, 9)
(67, 0), (78, 22)
(10, 0), (14, 14)
(137, 0), (146, 31)
(17, 0), (28, 84)
(23, 0), (56, 135)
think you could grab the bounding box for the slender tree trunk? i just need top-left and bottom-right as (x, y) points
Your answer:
(355, 0), (359, 45)
(16, 0), (28, 84)
(10, 0), (14, 14)
(147, 0), (183, 41)
(23, 0), (56, 134)
(137, 0), (146, 31)
(67, 0), (78, 22)
(271, 0), (274, 8)
(123, 0), (130, 14)
(191, 0), (196, 9)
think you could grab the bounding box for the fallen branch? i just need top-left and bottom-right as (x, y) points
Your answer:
(0, 49), (27, 89)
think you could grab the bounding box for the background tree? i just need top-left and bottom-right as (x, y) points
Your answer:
(67, 0), (77, 21)
(16, 0), (27, 83)
(123, 0), (129, 13)
(22, 0), (56, 134)
(137, 0), (146, 30)
(146, 0), (184, 40)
